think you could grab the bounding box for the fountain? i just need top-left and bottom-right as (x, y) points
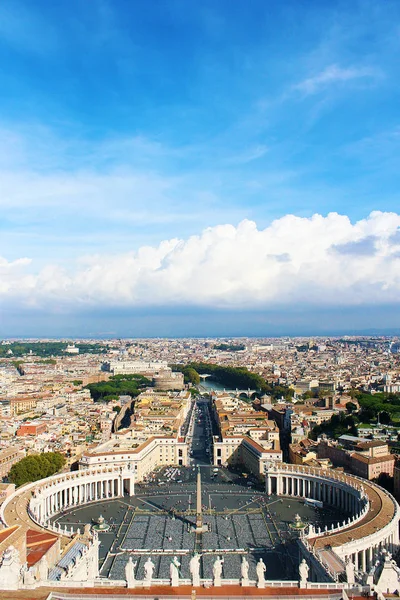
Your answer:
(289, 513), (307, 535)
(91, 514), (110, 532)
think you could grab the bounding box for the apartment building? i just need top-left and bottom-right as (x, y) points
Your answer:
(212, 393), (282, 473)
(0, 447), (24, 478)
(10, 397), (37, 416)
(79, 435), (188, 481)
(318, 438), (395, 480)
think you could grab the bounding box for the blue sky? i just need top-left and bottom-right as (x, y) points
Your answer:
(1, 0), (400, 337)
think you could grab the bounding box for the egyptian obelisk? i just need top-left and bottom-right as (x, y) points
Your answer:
(196, 467), (203, 533)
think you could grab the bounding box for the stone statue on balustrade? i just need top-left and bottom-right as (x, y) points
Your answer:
(345, 557), (355, 585)
(22, 564), (36, 586)
(0, 546), (22, 590)
(256, 557), (266, 588)
(299, 558), (309, 588)
(38, 555), (49, 582)
(170, 556), (181, 587)
(241, 556), (250, 586)
(213, 556), (224, 587)
(190, 552), (201, 587)
(143, 557), (155, 587)
(125, 557), (137, 588)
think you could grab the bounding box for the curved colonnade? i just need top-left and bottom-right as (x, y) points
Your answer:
(0, 461), (398, 587)
(265, 463), (400, 578)
(0, 466), (135, 542)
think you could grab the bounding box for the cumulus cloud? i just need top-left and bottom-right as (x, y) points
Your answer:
(1, 211), (400, 312)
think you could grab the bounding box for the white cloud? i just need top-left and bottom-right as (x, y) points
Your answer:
(294, 64), (380, 95)
(1, 211), (400, 312)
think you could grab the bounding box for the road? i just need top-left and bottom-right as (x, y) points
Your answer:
(187, 397), (213, 466)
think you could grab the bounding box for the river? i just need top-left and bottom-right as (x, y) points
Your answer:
(199, 378), (234, 392)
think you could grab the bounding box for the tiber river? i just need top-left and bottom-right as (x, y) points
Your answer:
(199, 377), (234, 392)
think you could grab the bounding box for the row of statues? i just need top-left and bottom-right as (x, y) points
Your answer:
(125, 554), (269, 588)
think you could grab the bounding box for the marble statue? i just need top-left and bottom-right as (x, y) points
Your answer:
(144, 557), (155, 586)
(241, 556), (249, 586)
(256, 558), (266, 588)
(345, 557), (355, 585)
(299, 559), (309, 588)
(0, 546), (22, 590)
(23, 565), (36, 586)
(190, 553), (201, 587)
(170, 556), (181, 587)
(125, 557), (137, 588)
(374, 549), (400, 594)
(213, 556), (224, 586)
(38, 555), (49, 582)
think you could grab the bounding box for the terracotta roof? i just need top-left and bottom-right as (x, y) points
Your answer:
(26, 529), (58, 567)
(0, 525), (19, 544)
(352, 453), (395, 465)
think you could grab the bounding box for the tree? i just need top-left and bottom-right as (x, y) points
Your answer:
(182, 367), (200, 385)
(373, 473), (394, 494)
(378, 411), (391, 425)
(346, 401), (357, 414)
(359, 407), (376, 422)
(9, 452), (66, 487)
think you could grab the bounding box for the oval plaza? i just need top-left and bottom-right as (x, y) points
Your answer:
(0, 395), (399, 598)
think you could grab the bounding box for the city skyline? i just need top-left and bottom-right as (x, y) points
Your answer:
(1, 0), (400, 336)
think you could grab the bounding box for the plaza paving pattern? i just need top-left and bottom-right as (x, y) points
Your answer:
(50, 466), (347, 582)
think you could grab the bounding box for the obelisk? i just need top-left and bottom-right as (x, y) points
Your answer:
(196, 467), (203, 533)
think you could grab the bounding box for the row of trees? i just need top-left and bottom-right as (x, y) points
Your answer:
(85, 374), (151, 402)
(0, 341), (109, 358)
(308, 388), (400, 440)
(354, 390), (400, 422)
(213, 343), (246, 352)
(171, 362), (294, 400)
(9, 452), (66, 487)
